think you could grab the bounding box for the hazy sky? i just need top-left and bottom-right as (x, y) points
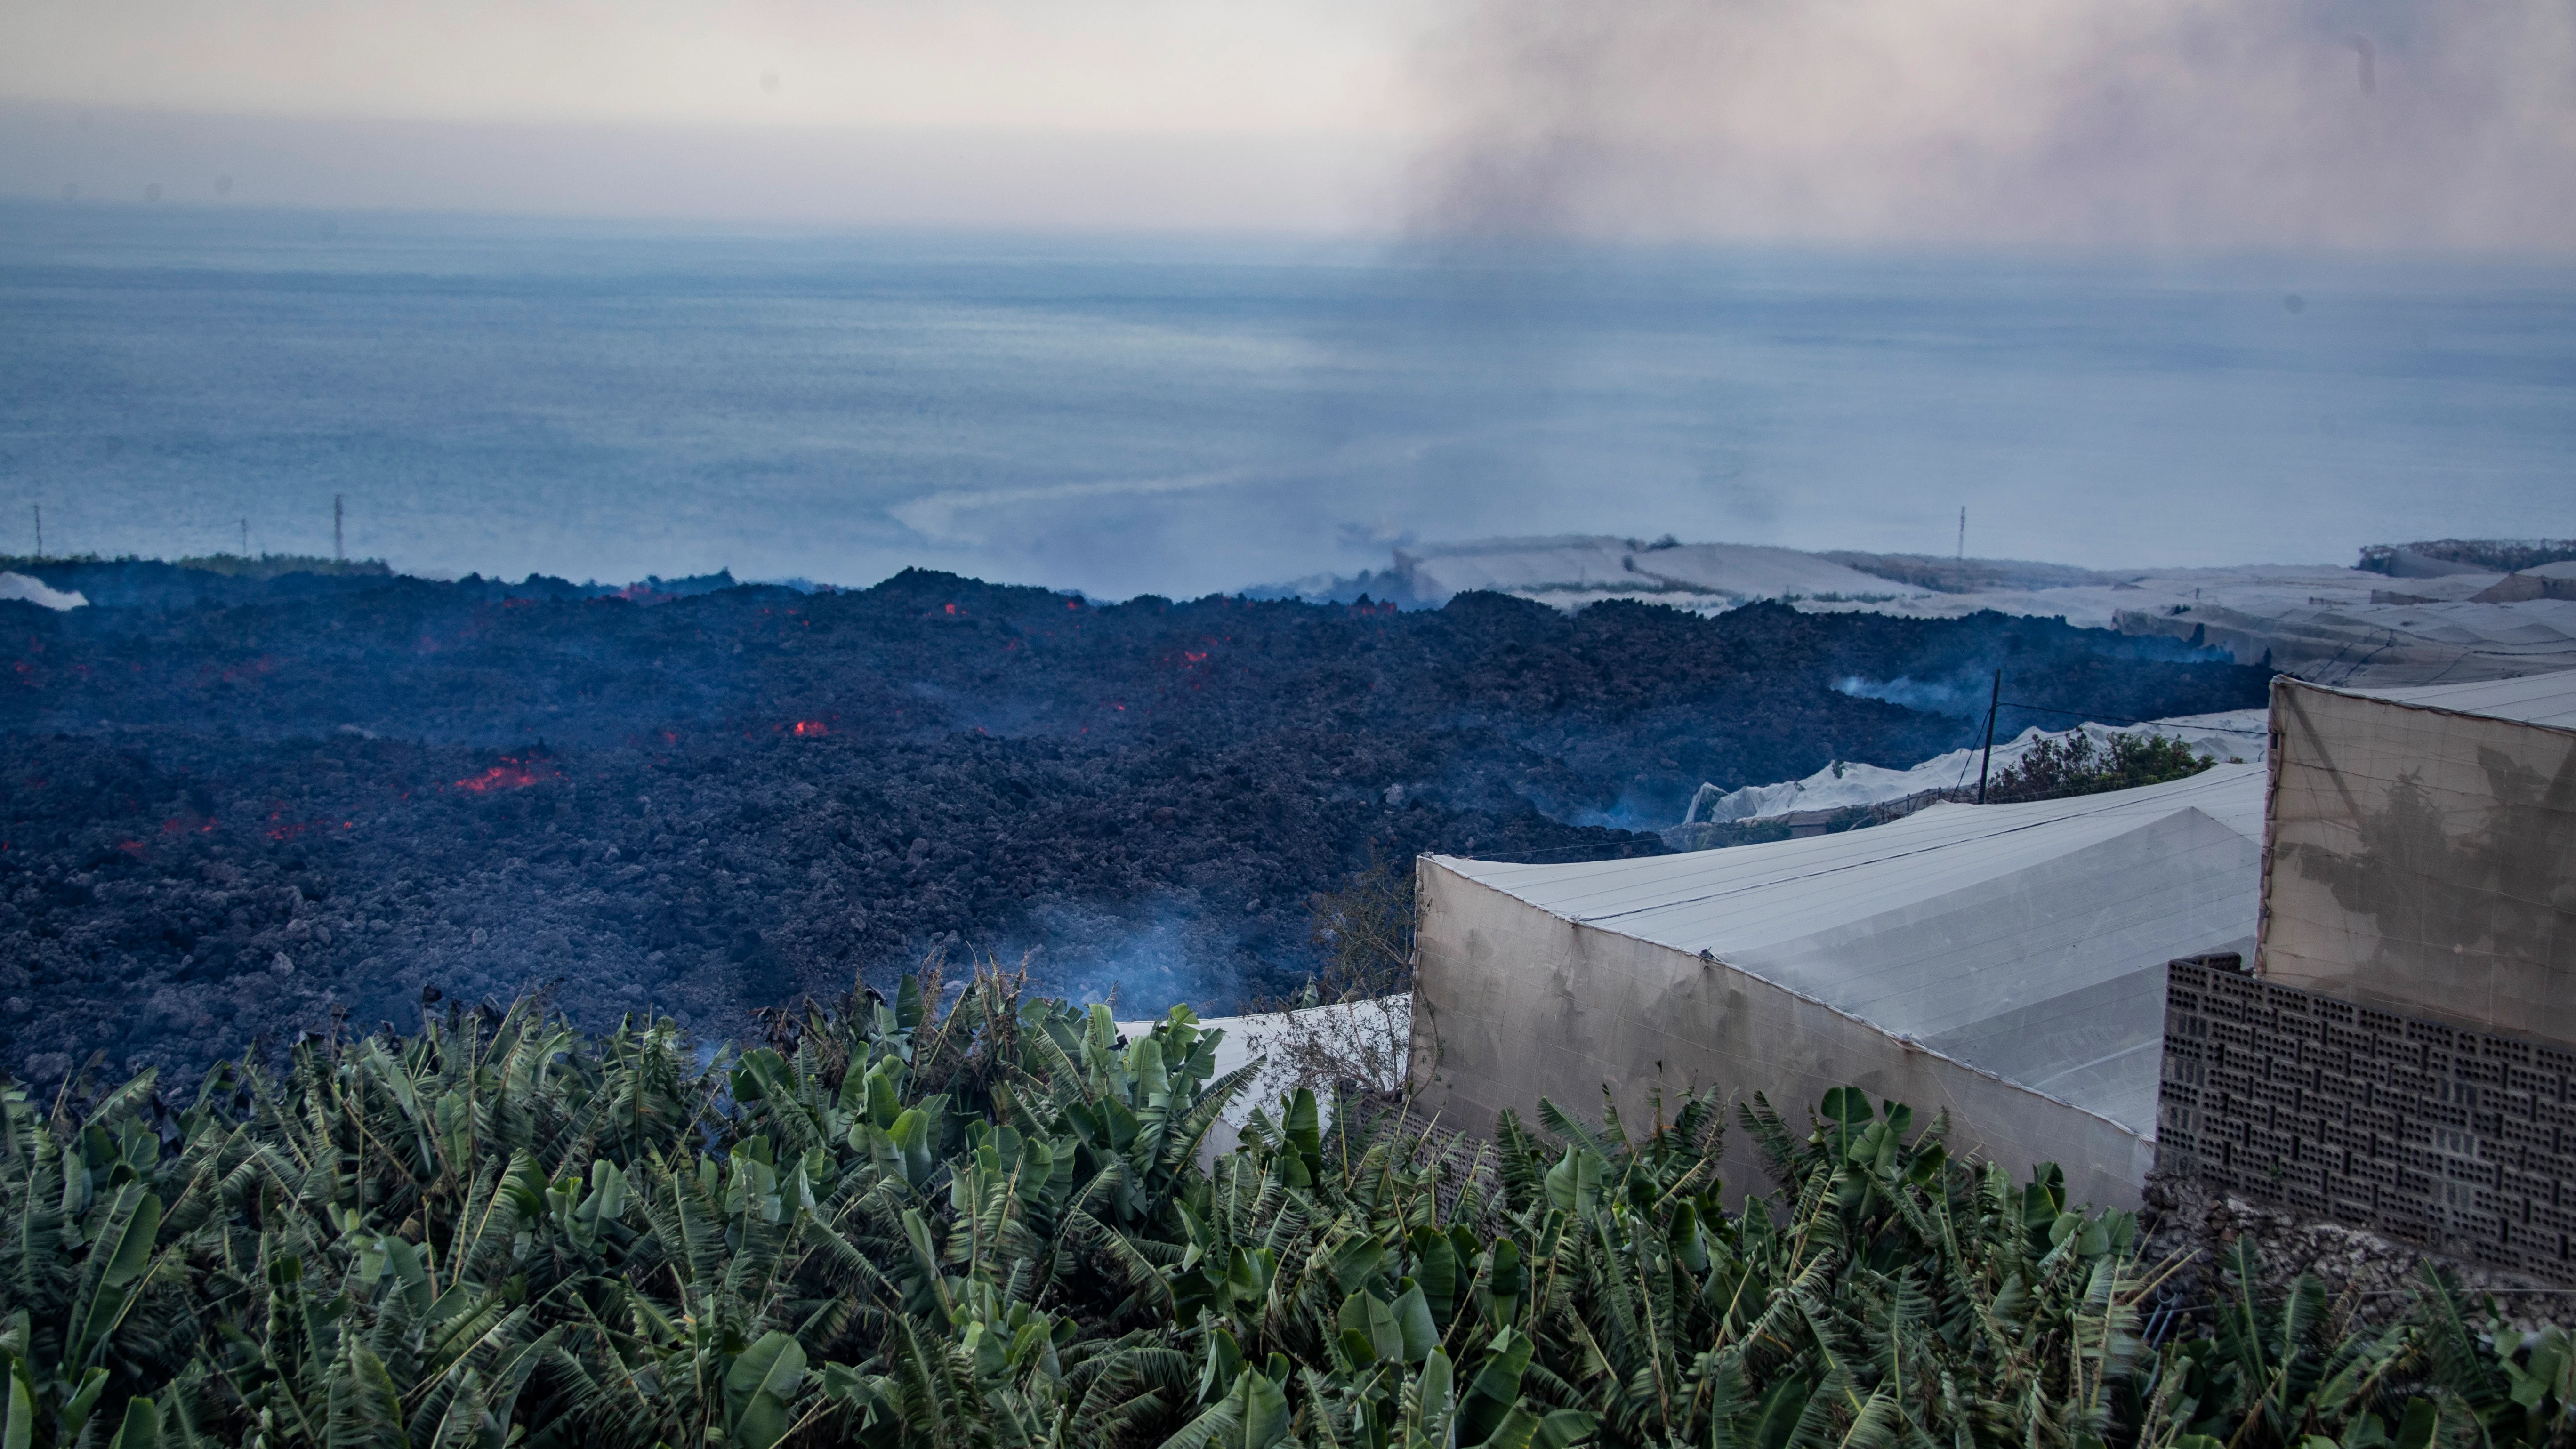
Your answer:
(5, 0), (2573, 245)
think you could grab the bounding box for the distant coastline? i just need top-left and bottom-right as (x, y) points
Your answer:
(6, 207), (2569, 596)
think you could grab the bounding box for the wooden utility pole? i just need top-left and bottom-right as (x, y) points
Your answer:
(334, 495), (345, 562)
(30, 504), (39, 559)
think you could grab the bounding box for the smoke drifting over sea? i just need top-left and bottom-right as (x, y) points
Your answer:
(9, 0), (2571, 250)
(4, 2), (2570, 621)
(1409, 0), (2576, 251)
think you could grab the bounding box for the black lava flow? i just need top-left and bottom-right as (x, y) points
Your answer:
(0, 562), (2270, 1087)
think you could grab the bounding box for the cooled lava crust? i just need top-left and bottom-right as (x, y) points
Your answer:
(0, 564), (2268, 1087)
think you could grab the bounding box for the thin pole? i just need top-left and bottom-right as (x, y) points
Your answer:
(334, 494), (345, 562)
(1975, 668), (2002, 804)
(1956, 506), (1966, 560)
(241, 518), (249, 555)
(30, 504), (40, 559)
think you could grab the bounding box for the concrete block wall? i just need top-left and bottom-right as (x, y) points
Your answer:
(2159, 958), (2576, 1279)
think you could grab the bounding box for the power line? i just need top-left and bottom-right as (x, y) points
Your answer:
(1453, 688), (2266, 866)
(1998, 700), (2269, 736)
(1450, 762), (2253, 895)
(1563, 780), (2241, 923)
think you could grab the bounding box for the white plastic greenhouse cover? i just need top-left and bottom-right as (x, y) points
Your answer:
(1119, 996), (1412, 1164)
(2260, 668), (2576, 1040)
(1411, 764), (2268, 1208)
(2332, 669), (2576, 730)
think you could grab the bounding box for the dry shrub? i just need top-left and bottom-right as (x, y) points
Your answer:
(1245, 851), (1416, 1100)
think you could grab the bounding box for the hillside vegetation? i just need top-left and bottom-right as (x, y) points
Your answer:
(6, 967), (2572, 1449)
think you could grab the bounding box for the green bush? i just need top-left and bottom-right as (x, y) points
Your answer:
(1985, 732), (2214, 804)
(3, 967), (2569, 1448)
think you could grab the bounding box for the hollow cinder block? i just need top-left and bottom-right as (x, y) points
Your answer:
(2160, 960), (2576, 1281)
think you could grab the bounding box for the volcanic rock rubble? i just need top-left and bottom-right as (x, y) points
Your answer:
(0, 563), (2270, 1088)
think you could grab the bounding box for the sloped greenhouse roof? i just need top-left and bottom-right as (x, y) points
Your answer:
(2329, 666), (2576, 731)
(1428, 763), (2270, 1136)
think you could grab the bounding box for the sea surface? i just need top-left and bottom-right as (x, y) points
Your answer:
(3, 201), (2571, 599)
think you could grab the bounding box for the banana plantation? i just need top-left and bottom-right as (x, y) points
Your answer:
(5, 967), (2574, 1449)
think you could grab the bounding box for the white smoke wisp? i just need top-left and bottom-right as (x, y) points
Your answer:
(1407, 0), (2576, 252)
(0, 572), (87, 611)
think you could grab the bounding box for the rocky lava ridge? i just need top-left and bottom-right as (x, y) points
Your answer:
(1, 564), (2270, 1086)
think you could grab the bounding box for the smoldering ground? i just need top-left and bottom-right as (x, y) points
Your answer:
(0, 563), (2267, 1087)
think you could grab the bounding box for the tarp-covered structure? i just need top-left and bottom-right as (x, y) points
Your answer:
(2261, 669), (2576, 1042)
(1410, 765), (2267, 1209)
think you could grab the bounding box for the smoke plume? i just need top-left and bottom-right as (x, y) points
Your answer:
(1409, 0), (2576, 251)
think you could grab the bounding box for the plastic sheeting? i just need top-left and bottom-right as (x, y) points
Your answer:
(1118, 996), (1409, 1117)
(2260, 671), (2576, 1042)
(1390, 537), (1930, 610)
(1357, 536), (2576, 687)
(1410, 765), (2268, 1209)
(1683, 710), (2268, 827)
(1119, 996), (1411, 1166)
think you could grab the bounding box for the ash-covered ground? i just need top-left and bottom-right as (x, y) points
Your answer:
(1, 562), (2269, 1086)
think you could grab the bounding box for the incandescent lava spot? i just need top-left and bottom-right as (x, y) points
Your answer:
(452, 754), (563, 793)
(265, 804), (333, 841)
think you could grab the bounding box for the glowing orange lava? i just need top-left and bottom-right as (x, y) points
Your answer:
(452, 756), (557, 792)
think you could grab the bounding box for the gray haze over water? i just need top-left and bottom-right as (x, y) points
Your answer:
(2, 201), (2571, 599)
(1412, 0), (2576, 253)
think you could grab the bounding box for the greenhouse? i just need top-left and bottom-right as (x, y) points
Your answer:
(1410, 764), (2267, 1209)
(2261, 667), (2576, 1041)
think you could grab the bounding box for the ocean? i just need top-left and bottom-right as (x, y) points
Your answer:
(3, 201), (2571, 600)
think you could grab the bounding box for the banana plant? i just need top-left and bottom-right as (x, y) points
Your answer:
(13, 962), (2576, 1449)
(1019, 1002), (1254, 1227)
(0, 1072), (191, 1449)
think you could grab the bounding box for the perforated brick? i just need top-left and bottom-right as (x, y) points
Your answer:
(2159, 959), (2576, 1281)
